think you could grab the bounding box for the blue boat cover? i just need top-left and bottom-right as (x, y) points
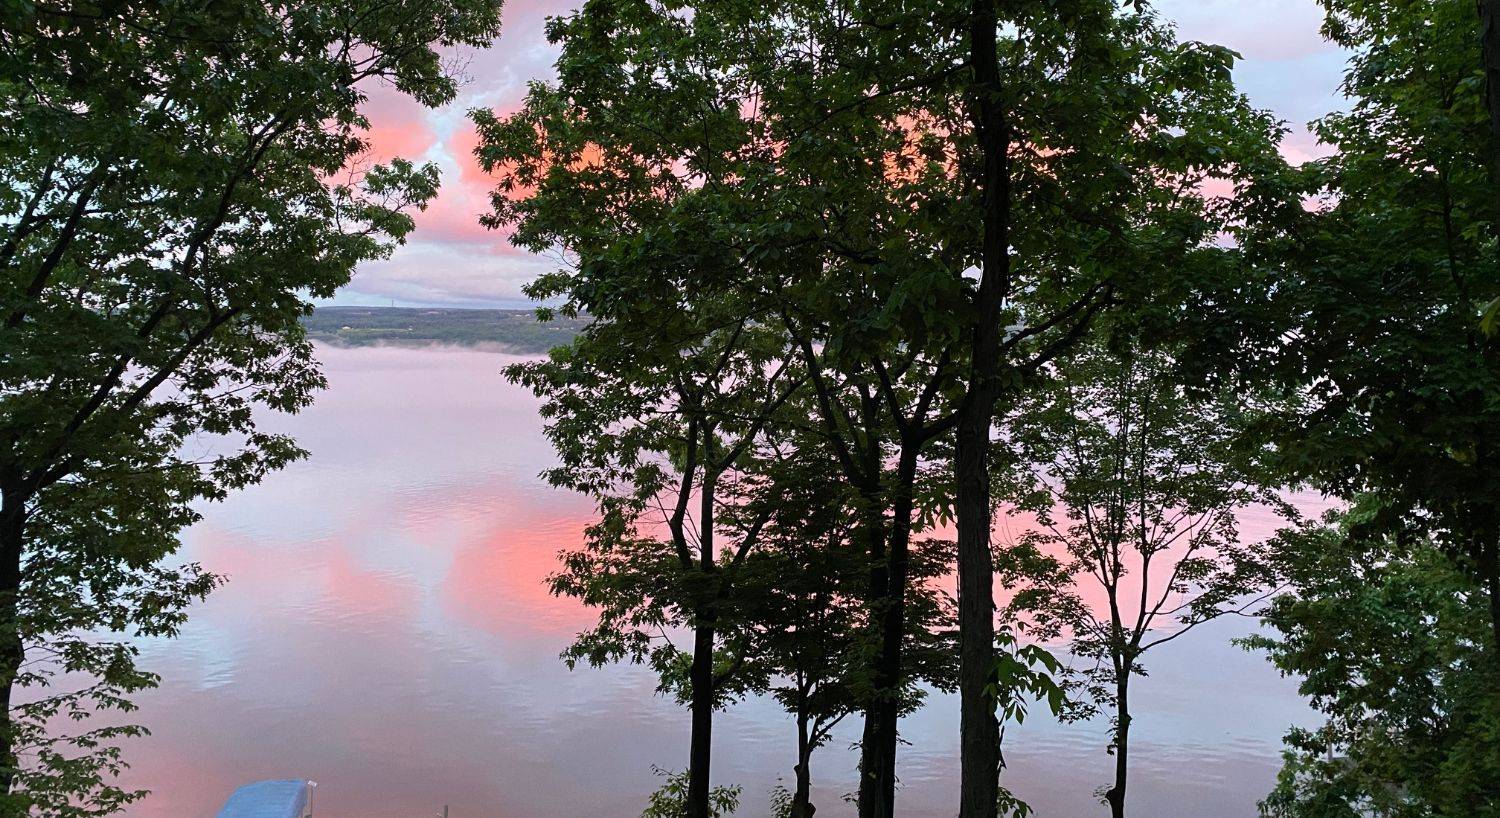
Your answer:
(215, 780), (313, 818)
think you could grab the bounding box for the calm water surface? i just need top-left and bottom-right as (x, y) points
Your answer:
(120, 345), (1320, 817)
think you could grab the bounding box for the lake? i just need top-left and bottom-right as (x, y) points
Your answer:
(118, 344), (1319, 817)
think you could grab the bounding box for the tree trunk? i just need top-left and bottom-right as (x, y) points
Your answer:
(687, 617), (716, 818)
(792, 707), (815, 818)
(687, 468), (719, 818)
(860, 449), (921, 818)
(1104, 678), (1131, 818)
(857, 490), (894, 818)
(1479, 0), (1500, 228)
(1489, 564), (1500, 666)
(0, 491), (26, 796)
(956, 410), (1000, 818)
(960, 0), (1011, 815)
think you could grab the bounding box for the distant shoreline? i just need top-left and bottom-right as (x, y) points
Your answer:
(305, 306), (585, 354)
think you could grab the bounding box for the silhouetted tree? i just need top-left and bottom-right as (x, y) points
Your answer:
(512, 296), (798, 818)
(1210, 0), (1500, 676)
(999, 341), (1289, 817)
(951, 6), (1284, 812)
(737, 436), (958, 817)
(0, 0), (501, 810)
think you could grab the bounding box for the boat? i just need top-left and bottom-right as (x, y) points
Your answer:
(214, 779), (316, 818)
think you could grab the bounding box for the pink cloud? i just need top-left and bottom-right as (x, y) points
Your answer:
(1279, 127), (1334, 166)
(360, 83), (440, 164)
(450, 122), (495, 188)
(411, 171), (509, 246)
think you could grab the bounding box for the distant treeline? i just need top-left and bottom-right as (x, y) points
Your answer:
(304, 306), (587, 353)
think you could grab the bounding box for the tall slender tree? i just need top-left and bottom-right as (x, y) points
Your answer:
(738, 435), (956, 818)
(998, 341), (1289, 818)
(950, 5), (1284, 813)
(478, 7), (813, 807)
(505, 237), (799, 818)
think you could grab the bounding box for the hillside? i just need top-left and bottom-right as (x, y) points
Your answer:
(304, 306), (586, 353)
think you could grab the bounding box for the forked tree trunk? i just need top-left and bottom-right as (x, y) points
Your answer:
(858, 449), (921, 818)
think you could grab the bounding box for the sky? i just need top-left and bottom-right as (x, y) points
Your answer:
(332, 0), (1350, 309)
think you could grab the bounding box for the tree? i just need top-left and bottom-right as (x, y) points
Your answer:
(998, 340), (1288, 817)
(477, 1), (813, 809)
(514, 273), (798, 818)
(0, 0), (501, 810)
(1247, 508), (1500, 817)
(736, 436), (957, 818)
(1207, 0), (1500, 675)
(778, 284), (963, 818)
(477, 3), (968, 813)
(951, 4), (1283, 813)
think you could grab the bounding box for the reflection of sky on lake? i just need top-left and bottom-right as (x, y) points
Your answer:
(121, 345), (1319, 817)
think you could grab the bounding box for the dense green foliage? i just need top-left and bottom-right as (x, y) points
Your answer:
(1185, 0), (1500, 811)
(0, 0), (500, 811)
(476, 0), (1285, 815)
(1211, 0), (1500, 657)
(1250, 512), (1500, 817)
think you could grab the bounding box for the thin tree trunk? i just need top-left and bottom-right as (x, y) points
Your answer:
(960, 0), (1011, 814)
(956, 410), (1000, 818)
(861, 448), (922, 818)
(0, 491), (25, 795)
(687, 468), (719, 818)
(857, 491), (893, 818)
(687, 618), (716, 818)
(1104, 677), (1131, 818)
(792, 706), (815, 818)
(1489, 564), (1500, 662)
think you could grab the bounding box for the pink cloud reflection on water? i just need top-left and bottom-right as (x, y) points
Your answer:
(117, 346), (1319, 817)
(119, 347), (678, 817)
